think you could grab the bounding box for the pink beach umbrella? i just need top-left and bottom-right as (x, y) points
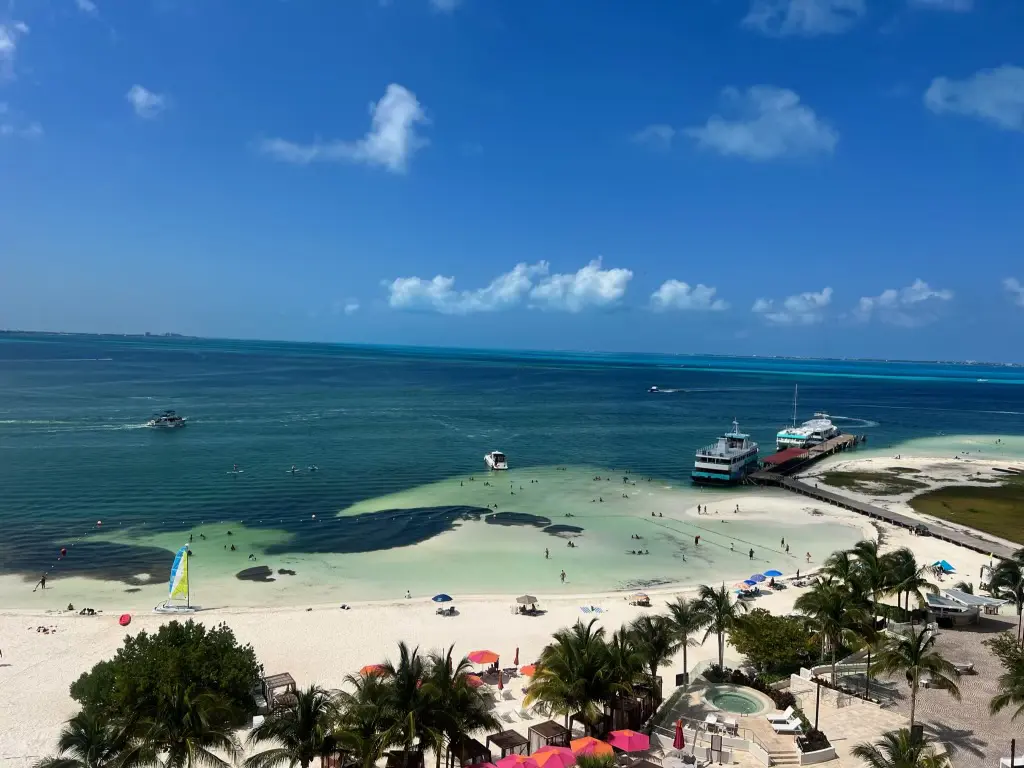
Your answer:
(533, 746), (575, 768)
(672, 720), (684, 751)
(608, 730), (650, 753)
(497, 755), (539, 768)
(468, 650), (500, 665)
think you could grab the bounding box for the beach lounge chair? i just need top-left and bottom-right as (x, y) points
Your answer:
(953, 661), (975, 674)
(771, 718), (802, 734)
(765, 706), (795, 724)
(503, 688), (515, 701)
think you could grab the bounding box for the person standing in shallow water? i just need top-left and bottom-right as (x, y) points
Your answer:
(749, 548), (754, 560)
(560, 570), (566, 583)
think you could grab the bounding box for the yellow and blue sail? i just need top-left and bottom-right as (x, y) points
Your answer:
(168, 544), (189, 600)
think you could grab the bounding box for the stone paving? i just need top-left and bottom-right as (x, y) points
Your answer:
(836, 613), (1024, 768)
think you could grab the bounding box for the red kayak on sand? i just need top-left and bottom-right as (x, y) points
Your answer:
(118, 614), (131, 626)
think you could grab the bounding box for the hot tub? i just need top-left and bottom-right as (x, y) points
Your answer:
(702, 684), (774, 716)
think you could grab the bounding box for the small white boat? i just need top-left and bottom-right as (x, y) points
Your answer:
(484, 451), (508, 470)
(146, 410), (187, 429)
(648, 386), (659, 393)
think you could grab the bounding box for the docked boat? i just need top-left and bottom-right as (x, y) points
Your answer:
(146, 410), (187, 429)
(692, 419), (759, 486)
(775, 385), (840, 450)
(484, 451), (508, 470)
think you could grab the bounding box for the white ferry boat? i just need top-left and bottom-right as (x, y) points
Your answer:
(484, 451), (508, 470)
(146, 410), (187, 429)
(774, 385), (841, 450)
(692, 419), (759, 486)
(775, 413), (842, 450)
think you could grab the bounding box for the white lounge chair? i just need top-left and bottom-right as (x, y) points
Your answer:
(772, 718), (803, 734)
(765, 706), (794, 723)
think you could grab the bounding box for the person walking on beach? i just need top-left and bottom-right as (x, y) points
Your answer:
(560, 570), (566, 584)
(780, 537), (785, 548)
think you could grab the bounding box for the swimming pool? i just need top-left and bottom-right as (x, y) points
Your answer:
(702, 685), (773, 716)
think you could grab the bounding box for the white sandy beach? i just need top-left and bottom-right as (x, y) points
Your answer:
(0, 456), (1003, 768)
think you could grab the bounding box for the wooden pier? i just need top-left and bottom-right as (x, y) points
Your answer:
(749, 435), (1016, 560)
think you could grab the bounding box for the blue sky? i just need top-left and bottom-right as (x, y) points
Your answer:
(1, 0), (1023, 361)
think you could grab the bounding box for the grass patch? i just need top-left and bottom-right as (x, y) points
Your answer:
(821, 469), (929, 496)
(909, 475), (1024, 544)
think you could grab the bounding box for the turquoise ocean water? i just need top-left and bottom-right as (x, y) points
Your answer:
(2, 333), (1023, 604)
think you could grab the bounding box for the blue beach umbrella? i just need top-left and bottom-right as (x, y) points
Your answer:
(743, 579), (758, 586)
(432, 593), (453, 603)
(763, 569), (783, 577)
(750, 574), (766, 583)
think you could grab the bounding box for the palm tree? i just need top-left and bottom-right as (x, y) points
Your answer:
(605, 628), (643, 698)
(336, 672), (391, 768)
(380, 642), (437, 759)
(696, 584), (747, 671)
(989, 637), (1024, 721)
(525, 619), (621, 734)
(794, 578), (867, 683)
(823, 549), (862, 589)
(887, 548), (938, 620)
(33, 712), (127, 768)
(989, 550), (1024, 643)
(423, 645), (499, 768)
(629, 614), (680, 697)
(852, 729), (950, 768)
(852, 539), (889, 623)
(871, 626), (961, 731)
(952, 581), (973, 594)
(123, 684), (241, 768)
(665, 597), (709, 685)
(245, 685), (341, 768)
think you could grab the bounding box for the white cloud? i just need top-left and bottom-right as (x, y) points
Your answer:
(743, 0), (864, 36)
(632, 124), (676, 150)
(344, 301), (360, 316)
(0, 103), (42, 139)
(650, 280), (729, 312)
(0, 21), (29, 79)
(909, 0), (972, 10)
(529, 258), (633, 313)
(1004, 278), (1024, 307)
(686, 86), (838, 161)
(854, 279), (952, 326)
(75, 0), (99, 14)
(258, 84), (428, 174)
(126, 85), (167, 119)
(386, 262), (549, 315)
(925, 65), (1024, 131)
(753, 287), (833, 325)
(430, 0), (461, 11)
(385, 258), (632, 315)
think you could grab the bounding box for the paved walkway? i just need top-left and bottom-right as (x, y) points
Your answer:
(751, 473), (1016, 558)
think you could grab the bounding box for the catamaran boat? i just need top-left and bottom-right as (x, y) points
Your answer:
(775, 385), (840, 450)
(484, 451), (508, 470)
(146, 410), (187, 429)
(692, 419), (759, 486)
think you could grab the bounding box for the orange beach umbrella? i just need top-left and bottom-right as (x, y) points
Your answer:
(468, 649), (500, 665)
(519, 664), (538, 676)
(570, 738), (613, 758)
(360, 664), (385, 676)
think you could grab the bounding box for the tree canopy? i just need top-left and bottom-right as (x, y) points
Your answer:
(70, 620), (262, 726)
(729, 608), (813, 674)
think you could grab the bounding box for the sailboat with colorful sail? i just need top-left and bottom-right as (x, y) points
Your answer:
(155, 543), (198, 613)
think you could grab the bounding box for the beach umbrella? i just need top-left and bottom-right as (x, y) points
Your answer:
(763, 569), (783, 577)
(520, 664), (537, 676)
(360, 664), (385, 677)
(514, 647), (519, 665)
(517, 595), (538, 605)
(533, 746), (575, 768)
(432, 593), (453, 603)
(497, 755), (539, 768)
(742, 579), (758, 586)
(498, 672), (504, 691)
(672, 720), (684, 751)
(749, 574), (766, 582)
(570, 738), (613, 758)
(933, 560), (956, 573)
(609, 730), (650, 753)
(468, 649), (500, 665)
(465, 674), (484, 688)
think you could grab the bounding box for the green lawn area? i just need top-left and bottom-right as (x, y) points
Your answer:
(909, 476), (1024, 545)
(820, 468), (929, 496)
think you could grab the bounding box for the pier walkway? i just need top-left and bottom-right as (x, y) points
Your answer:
(752, 471), (1016, 559)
